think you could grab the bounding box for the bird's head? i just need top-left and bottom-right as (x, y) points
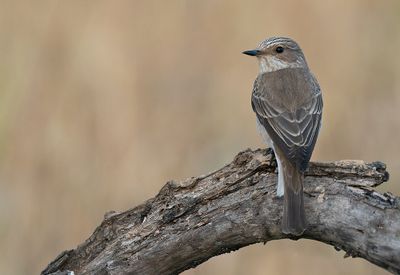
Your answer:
(243, 37), (308, 74)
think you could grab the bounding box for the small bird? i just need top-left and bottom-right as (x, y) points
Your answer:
(243, 37), (323, 235)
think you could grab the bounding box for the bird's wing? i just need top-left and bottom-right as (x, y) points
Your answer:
(252, 73), (323, 172)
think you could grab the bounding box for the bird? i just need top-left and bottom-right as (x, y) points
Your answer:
(243, 37), (323, 235)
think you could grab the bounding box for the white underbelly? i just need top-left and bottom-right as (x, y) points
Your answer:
(256, 117), (284, 197)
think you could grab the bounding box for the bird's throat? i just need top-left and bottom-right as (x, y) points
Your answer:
(258, 56), (304, 74)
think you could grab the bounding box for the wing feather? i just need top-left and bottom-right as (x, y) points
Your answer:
(252, 69), (323, 172)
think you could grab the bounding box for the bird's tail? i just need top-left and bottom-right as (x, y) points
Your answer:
(282, 163), (307, 236)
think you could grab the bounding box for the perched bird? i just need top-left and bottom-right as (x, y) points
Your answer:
(243, 37), (323, 235)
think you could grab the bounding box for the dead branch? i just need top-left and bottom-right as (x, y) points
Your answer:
(42, 148), (399, 275)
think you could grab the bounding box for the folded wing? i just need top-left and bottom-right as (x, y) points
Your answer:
(252, 72), (323, 172)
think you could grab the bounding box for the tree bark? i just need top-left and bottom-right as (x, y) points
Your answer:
(42, 148), (399, 275)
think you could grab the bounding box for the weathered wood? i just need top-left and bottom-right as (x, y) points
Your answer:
(42, 148), (399, 275)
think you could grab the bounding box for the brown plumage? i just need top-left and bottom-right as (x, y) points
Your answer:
(244, 37), (323, 235)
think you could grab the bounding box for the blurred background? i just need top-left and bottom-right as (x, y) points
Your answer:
(0, 1), (399, 274)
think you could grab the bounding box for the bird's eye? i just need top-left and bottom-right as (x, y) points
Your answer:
(275, 46), (284, 53)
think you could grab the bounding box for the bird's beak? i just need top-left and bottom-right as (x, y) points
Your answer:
(242, 49), (261, 56)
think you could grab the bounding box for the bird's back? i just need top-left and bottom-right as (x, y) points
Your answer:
(251, 67), (323, 172)
(253, 68), (318, 113)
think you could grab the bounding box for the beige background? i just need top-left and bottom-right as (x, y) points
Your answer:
(0, 1), (399, 274)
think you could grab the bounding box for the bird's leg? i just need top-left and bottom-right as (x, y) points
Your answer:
(267, 147), (277, 167)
